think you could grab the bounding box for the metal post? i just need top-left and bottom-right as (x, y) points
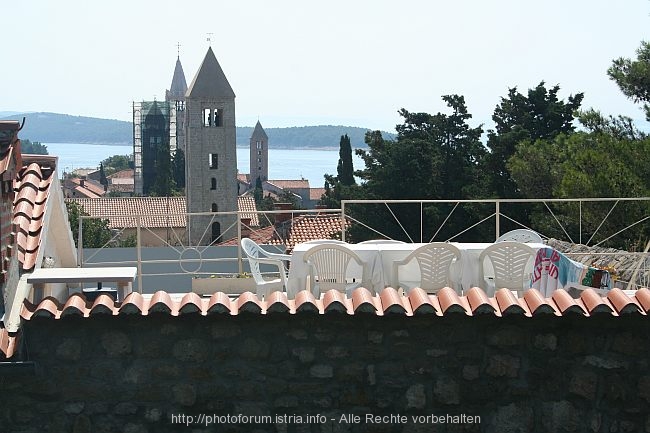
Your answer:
(420, 202), (423, 243)
(78, 216), (83, 267)
(579, 200), (582, 245)
(237, 211), (243, 275)
(341, 202), (346, 242)
(136, 215), (143, 293)
(495, 201), (500, 241)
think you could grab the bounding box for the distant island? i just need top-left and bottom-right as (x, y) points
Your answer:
(0, 112), (396, 149)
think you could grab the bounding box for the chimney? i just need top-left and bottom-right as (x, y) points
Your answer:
(80, 176), (86, 187)
(240, 218), (252, 238)
(274, 203), (293, 225)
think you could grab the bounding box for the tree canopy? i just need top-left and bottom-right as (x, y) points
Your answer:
(608, 41), (650, 121)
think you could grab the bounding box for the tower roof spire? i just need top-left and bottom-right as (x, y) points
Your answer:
(251, 120), (268, 140)
(167, 55), (187, 101)
(186, 47), (235, 99)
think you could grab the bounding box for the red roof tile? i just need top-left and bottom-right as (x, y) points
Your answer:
(266, 180), (310, 190)
(67, 177), (105, 197)
(309, 188), (326, 201)
(16, 287), (648, 320)
(13, 156), (57, 271)
(5, 286), (649, 359)
(107, 169), (134, 179)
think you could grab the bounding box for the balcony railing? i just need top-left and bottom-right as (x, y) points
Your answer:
(75, 197), (650, 292)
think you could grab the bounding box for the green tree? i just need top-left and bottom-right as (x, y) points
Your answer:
(20, 139), (48, 155)
(101, 154), (132, 175)
(608, 41), (650, 121)
(150, 142), (174, 197)
(484, 82), (584, 198)
(508, 132), (650, 248)
(337, 134), (355, 186)
(66, 201), (113, 248)
(353, 96), (487, 241)
(171, 148), (185, 191)
(253, 176), (263, 205)
(578, 109), (647, 140)
(99, 163), (108, 190)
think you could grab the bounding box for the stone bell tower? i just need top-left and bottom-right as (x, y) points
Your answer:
(184, 47), (237, 245)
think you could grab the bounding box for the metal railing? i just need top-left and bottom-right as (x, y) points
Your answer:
(76, 197), (650, 291)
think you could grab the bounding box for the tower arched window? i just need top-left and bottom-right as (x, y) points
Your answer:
(211, 222), (221, 244)
(211, 178), (217, 190)
(211, 203), (218, 213)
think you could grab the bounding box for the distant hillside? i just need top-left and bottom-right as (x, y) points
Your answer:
(1, 112), (395, 148)
(1, 112), (132, 145)
(236, 125), (395, 149)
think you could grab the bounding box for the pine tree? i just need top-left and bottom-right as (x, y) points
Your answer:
(337, 134), (355, 186)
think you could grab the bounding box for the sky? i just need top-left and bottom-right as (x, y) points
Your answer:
(3, 0), (649, 132)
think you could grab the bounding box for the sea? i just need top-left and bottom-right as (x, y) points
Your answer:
(43, 143), (365, 188)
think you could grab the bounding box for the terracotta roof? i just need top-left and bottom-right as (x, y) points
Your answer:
(67, 196), (260, 229)
(107, 169), (134, 179)
(284, 214), (349, 250)
(220, 214), (349, 251)
(238, 195), (259, 227)
(19, 286), (650, 321)
(220, 225), (284, 247)
(3, 286), (648, 359)
(310, 187), (326, 201)
(267, 180), (310, 190)
(67, 177), (105, 198)
(67, 197), (187, 228)
(0, 327), (17, 359)
(13, 156), (57, 271)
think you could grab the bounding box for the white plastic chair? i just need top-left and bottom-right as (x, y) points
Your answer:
(496, 229), (543, 243)
(303, 244), (368, 296)
(478, 241), (537, 296)
(358, 239), (406, 244)
(392, 242), (461, 294)
(241, 238), (291, 298)
(302, 239), (347, 244)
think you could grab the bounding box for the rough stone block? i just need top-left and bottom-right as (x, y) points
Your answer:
(486, 354), (520, 378)
(534, 333), (557, 351)
(405, 383), (426, 409)
(101, 331), (132, 356)
(433, 376), (460, 404)
(569, 371), (598, 400)
(310, 364), (334, 378)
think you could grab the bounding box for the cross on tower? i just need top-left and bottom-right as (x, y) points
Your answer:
(206, 33), (214, 46)
(176, 42), (181, 57)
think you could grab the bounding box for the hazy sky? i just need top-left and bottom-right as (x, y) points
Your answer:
(4, 0), (649, 131)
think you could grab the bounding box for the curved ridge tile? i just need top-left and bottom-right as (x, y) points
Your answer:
(178, 292), (205, 315)
(607, 288), (642, 315)
(294, 290), (320, 313)
(322, 290), (351, 314)
(236, 292), (263, 314)
(523, 288), (558, 315)
(119, 292), (146, 315)
(550, 290), (587, 315)
(494, 289), (526, 315)
(407, 288), (438, 315)
(266, 291), (291, 313)
(437, 287), (468, 314)
(379, 287), (408, 315)
(465, 287), (496, 315)
(633, 288), (650, 313)
(23, 297), (60, 320)
(148, 291), (174, 315)
(90, 294), (117, 315)
(580, 289), (614, 315)
(61, 294), (89, 317)
(206, 292), (233, 314)
(350, 287), (377, 314)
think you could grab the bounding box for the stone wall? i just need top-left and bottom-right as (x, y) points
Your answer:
(1, 313), (649, 433)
